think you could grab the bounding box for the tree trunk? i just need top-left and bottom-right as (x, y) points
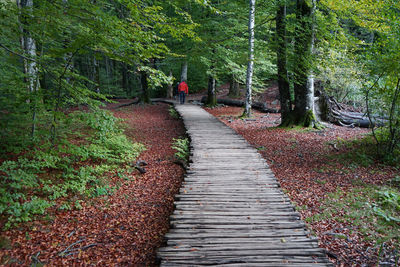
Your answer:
(276, 2), (292, 126)
(121, 62), (129, 95)
(293, 0), (317, 127)
(140, 71), (151, 104)
(18, 0), (39, 94)
(167, 70), (174, 99)
(243, 0), (256, 118)
(93, 54), (100, 93)
(180, 60), (188, 82)
(228, 74), (240, 98)
(206, 75), (217, 107)
(17, 0), (39, 138)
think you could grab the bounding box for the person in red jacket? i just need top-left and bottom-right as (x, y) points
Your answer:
(178, 80), (189, 104)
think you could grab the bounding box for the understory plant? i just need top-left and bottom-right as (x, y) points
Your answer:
(309, 184), (399, 260)
(172, 137), (190, 164)
(0, 108), (144, 229)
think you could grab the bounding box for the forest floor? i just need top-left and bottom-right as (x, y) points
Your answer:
(0, 103), (186, 266)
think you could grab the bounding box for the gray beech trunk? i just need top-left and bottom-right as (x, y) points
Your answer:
(276, 2), (292, 125)
(293, 0), (317, 127)
(243, 0), (256, 117)
(167, 70), (173, 99)
(229, 74), (240, 98)
(94, 55), (100, 93)
(180, 60), (188, 82)
(17, 0), (39, 137)
(207, 75), (217, 107)
(18, 0), (39, 93)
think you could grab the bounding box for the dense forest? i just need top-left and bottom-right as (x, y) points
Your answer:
(0, 0), (399, 265)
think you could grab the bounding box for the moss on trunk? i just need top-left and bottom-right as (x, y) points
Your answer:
(280, 110), (321, 129)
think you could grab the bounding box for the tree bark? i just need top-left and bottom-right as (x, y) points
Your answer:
(140, 71), (151, 104)
(17, 0), (39, 138)
(121, 62), (129, 95)
(276, 2), (292, 125)
(228, 74), (240, 98)
(17, 0), (39, 94)
(180, 60), (188, 82)
(93, 54), (100, 93)
(206, 75), (217, 107)
(167, 70), (174, 99)
(243, 0), (256, 117)
(293, 0), (317, 127)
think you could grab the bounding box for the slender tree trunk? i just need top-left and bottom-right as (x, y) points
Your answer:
(167, 70), (174, 99)
(62, 0), (72, 85)
(293, 0), (317, 127)
(180, 60), (188, 82)
(207, 75), (217, 107)
(105, 57), (110, 94)
(17, 0), (39, 138)
(229, 74), (240, 98)
(121, 62), (129, 95)
(93, 54), (100, 93)
(276, 1), (292, 125)
(243, 0), (256, 117)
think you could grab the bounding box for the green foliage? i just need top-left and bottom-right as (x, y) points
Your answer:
(328, 136), (377, 167)
(168, 106), (180, 119)
(172, 137), (190, 163)
(0, 109), (144, 229)
(310, 185), (400, 245)
(319, 0), (400, 159)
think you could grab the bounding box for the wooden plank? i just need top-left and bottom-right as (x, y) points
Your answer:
(170, 223), (305, 230)
(166, 236), (321, 246)
(158, 248), (326, 258)
(161, 259), (330, 267)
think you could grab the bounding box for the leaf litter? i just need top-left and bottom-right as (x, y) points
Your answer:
(0, 102), (186, 266)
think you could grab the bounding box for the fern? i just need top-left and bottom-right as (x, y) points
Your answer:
(172, 138), (190, 163)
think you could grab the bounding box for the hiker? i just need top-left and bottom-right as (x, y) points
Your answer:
(178, 80), (189, 104)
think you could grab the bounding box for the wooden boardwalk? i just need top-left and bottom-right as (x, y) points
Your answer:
(158, 104), (332, 266)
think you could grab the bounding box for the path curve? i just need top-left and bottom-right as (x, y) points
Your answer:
(158, 103), (332, 266)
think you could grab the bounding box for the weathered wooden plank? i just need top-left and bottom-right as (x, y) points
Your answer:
(161, 259), (327, 267)
(158, 248), (326, 258)
(164, 230), (309, 240)
(166, 236), (321, 246)
(174, 196), (292, 202)
(159, 242), (320, 253)
(170, 222), (305, 230)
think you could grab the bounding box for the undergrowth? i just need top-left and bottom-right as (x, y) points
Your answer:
(172, 137), (189, 163)
(168, 106), (179, 119)
(307, 181), (400, 260)
(331, 135), (400, 167)
(0, 108), (144, 229)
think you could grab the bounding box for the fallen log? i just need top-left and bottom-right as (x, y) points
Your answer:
(315, 90), (386, 128)
(200, 96), (279, 113)
(113, 98), (140, 109)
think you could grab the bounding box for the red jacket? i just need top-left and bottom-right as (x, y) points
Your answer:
(178, 81), (188, 94)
